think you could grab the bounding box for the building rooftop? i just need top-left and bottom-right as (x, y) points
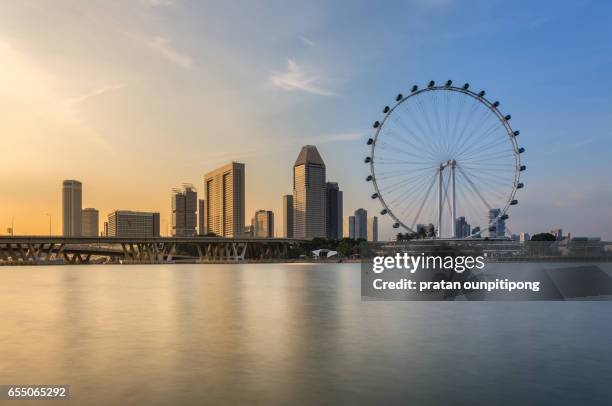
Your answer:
(294, 145), (325, 167)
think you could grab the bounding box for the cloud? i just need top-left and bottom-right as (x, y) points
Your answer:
(141, 0), (176, 6)
(63, 84), (125, 106)
(0, 39), (113, 152)
(299, 36), (315, 47)
(270, 59), (335, 96)
(147, 36), (193, 69)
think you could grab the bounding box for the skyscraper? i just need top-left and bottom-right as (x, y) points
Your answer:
(62, 180), (82, 237)
(367, 216), (378, 242)
(204, 162), (245, 237)
(107, 211), (160, 237)
(454, 216), (471, 239)
(81, 208), (99, 237)
(293, 145), (326, 239)
(252, 210), (274, 238)
(354, 208), (368, 240)
(343, 216), (355, 239)
(171, 184), (197, 237)
(282, 195), (294, 238)
(325, 182), (343, 239)
(198, 199), (205, 236)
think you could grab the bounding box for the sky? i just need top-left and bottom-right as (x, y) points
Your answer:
(0, 0), (611, 240)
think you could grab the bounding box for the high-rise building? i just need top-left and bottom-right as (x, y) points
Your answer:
(81, 208), (99, 237)
(198, 199), (205, 236)
(252, 210), (274, 238)
(171, 184), (197, 237)
(62, 180), (82, 237)
(204, 162), (245, 237)
(354, 208), (368, 240)
(107, 210), (160, 238)
(454, 216), (471, 239)
(293, 145), (326, 239)
(343, 216), (355, 239)
(367, 216), (378, 242)
(519, 232), (531, 242)
(282, 195), (294, 238)
(325, 182), (343, 239)
(488, 208), (505, 238)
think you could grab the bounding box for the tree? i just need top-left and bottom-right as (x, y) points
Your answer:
(530, 233), (556, 242)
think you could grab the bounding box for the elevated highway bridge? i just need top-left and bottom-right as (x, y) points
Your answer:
(0, 236), (307, 265)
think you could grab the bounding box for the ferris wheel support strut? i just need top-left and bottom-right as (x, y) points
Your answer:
(438, 166), (443, 238)
(437, 159), (457, 239)
(451, 160), (456, 239)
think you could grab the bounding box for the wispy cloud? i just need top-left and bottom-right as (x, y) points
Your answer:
(141, 0), (176, 6)
(299, 36), (315, 47)
(270, 59), (335, 96)
(63, 84), (125, 106)
(544, 134), (606, 155)
(147, 36), (193, 69)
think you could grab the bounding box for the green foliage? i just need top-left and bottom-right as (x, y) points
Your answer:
(396, 228), (428, 241)
(530, 233), (556, 242)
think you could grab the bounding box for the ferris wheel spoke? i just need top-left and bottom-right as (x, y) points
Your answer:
(388, 116), (439, 160)
(397, 105), (438, 154)
(375, 164), (439, 177)
(376, 141), (437, 162)
(462, 135), (514, 159)
(453, 116), (501, 159)
(456, 166), (493, 211)
(398, 183), (439, 227)
(457, 172), (511, 201)
(385, 169), (439, 207)
(431, 91), (449, 157)
(460, 151), (516, 164)
(383, 169), (438, 199)
(454, 123), (507, 159)
(397, 100), (436, 149)
(443, 91), (451, 150)
(456, 103), (498, 148)
(452, 103), (494, 157)
(458, 139), (514, 162)
(449, 90), (468, 151)
(414, 96), (445, 155)
(378, 170), (439, 195)
(377, 135), (438, 161)
(450, 104), (481, 160)
(409, 173), (438, 229)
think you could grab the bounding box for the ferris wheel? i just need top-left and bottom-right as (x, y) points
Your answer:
(365, 80), (525, 239)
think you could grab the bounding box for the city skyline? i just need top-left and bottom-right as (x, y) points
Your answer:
(1, 1), (611, 240)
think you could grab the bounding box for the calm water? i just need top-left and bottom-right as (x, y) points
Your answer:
(1, 263), (611, 405)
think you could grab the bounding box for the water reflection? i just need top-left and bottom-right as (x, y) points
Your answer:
(1, 264), (611, 405)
